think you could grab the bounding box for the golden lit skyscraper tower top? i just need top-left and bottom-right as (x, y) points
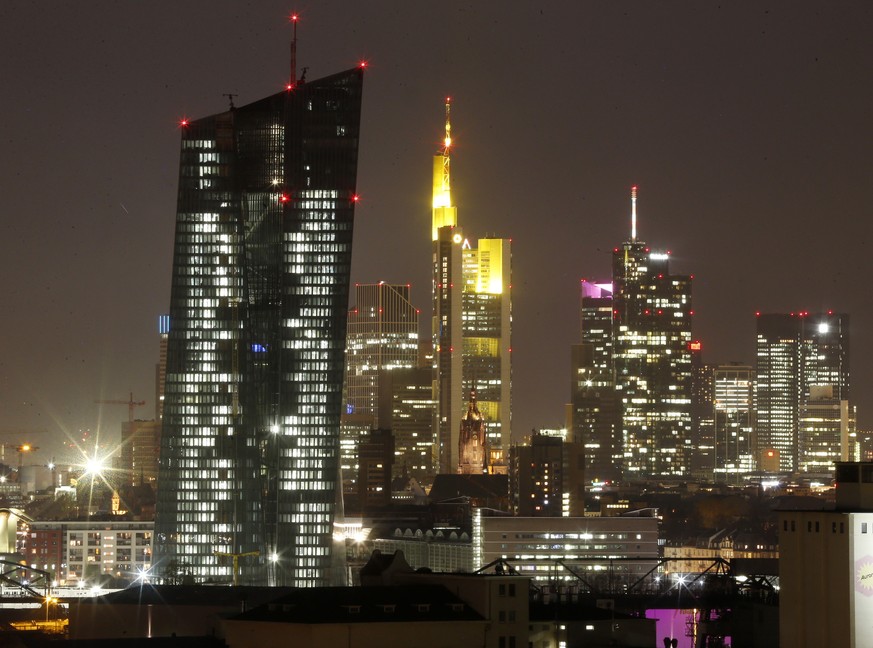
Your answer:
(432, 97), (457, 240)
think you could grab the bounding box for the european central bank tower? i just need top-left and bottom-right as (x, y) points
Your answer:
(154, 64), (365, 586)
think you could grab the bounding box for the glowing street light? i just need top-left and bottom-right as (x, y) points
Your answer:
(44, 596), (56, 623)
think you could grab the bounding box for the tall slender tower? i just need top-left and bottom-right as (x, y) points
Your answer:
(432, 98), (464, 473)
(612, 187), (692, 477)
(154, 55), (365, 586)
(431, 99), (512, 474)
(571, 280), (620, 481)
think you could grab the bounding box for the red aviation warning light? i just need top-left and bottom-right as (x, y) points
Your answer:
(359, 60), (369, 69)
(352, 194), (360, 203)
(279, 193), (290, 204)
(178, 117), (190, 128)
(289, 13), (299, 23)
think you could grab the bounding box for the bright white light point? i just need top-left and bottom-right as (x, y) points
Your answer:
(271, 425), (279, 434)
(270, 552), (279, 562)
(818, 322), (829, 334)
(84, 456), (106, 476)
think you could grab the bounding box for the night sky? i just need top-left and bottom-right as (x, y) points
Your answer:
(2, 2), (872, 462)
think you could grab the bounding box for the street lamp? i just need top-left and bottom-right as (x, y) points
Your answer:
(44, 596), (55, 623)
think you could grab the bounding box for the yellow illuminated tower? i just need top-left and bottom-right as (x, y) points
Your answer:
(433, 97), (464, 473)
(432, 99), (512, 474)
(462, 237), (511, 468)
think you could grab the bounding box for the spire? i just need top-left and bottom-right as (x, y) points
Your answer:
(431, 96), (457, 239)
(444, 96), (452, 155)
(631, 185), (638, 241)
(439, 96), (452, 200)
(289, 13), (299, 86)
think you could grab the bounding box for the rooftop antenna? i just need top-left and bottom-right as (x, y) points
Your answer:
(223, 93), (238, 110)
(631, 185), (638, 241)
(444, 96), (452, 155)
(289, 12), (299, 85)
(442, 96), (452, 194)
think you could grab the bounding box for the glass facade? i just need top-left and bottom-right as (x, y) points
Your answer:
(461, 238), (512, 461)
(756, 312), (850, 472)
(341, 283), (419, 490)
(154, 67), (364, 586)
(571, 281), (620, 481)
(612, 244), (692, 477)
(713, 364), (755, 480)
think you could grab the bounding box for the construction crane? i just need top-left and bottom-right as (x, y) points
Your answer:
(0, 443), (38, 473)
(214, 550), (260, 586)
(95, 392), (146, 422)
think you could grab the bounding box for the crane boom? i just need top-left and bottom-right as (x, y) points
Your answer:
(95, 392), (146, 422)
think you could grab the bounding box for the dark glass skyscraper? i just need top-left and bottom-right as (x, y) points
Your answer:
(154, 66), (364, 586)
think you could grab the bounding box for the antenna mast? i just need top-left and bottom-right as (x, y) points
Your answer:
(631, 185), (638, 241)
(442, 97), (452, 194)
(290, 13), (299, 85)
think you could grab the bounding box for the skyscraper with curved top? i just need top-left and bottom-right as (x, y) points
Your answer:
(154, 65), (365, 587)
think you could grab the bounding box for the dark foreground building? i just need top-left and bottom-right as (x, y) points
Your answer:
(154, 65), (365, 586)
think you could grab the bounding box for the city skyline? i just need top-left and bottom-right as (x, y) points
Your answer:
(2, 2), (873, 459)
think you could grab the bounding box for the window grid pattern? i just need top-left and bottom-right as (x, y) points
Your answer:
(155, 68), (364, 587)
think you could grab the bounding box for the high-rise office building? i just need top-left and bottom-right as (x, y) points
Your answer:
(799, 385), (854, 473)
(713, 363), (755, 481)
(154, 61), (365, 586)
(432, 100), (463, 474)
(120, 420), (161, 487)
(571, 280), (620, 482)
(689, 342), (716, 477)
(344, 283), (420, 420)
(462, 238), (511, 462)
(378, 366), (438, 485)
(755, 312), (849, 472)
(357, 428), (394, 509)
(431, 99), (511, 474)
(341, 283), (419, 491)
(612, 187), (692, 477)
